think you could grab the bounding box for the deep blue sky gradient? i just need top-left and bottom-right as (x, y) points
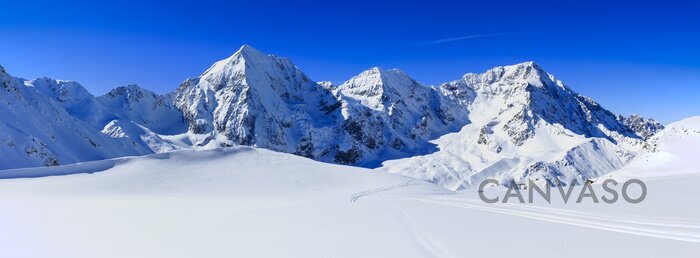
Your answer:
(1, 0), (698, 123)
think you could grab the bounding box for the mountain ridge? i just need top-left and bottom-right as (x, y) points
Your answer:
(0, 45), (668, 189)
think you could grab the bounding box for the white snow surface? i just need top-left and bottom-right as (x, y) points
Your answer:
(1, 143), (699, 257)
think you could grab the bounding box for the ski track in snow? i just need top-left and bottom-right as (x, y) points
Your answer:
(349, 180), (417, 203)
(416, 197), (700, 242)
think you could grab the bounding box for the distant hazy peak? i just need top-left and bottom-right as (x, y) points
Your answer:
(102, 84), (160, 100)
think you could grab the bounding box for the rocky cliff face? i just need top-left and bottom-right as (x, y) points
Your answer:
(624, 114), (665, 140)
(331, 67), (468, 165)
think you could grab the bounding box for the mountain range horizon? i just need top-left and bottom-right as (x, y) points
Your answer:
(2, 43), (689, 125)
(0, 44), (670, 190)
(2, 44), (564, 99)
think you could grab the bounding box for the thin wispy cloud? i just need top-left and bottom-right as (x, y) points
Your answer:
(405, 32), (510, 47)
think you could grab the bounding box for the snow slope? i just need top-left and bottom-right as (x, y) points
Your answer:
(0, 146), (699, 258)
(602, 116), (700, 180)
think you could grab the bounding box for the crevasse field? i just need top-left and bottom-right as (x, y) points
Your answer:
(1, 117), (699, 258)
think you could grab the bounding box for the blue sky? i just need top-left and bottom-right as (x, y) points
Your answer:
(0, 0), (698, 123)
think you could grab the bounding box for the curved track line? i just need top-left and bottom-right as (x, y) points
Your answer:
(349, 180), (416, 203)
(416, 197), (700, 242)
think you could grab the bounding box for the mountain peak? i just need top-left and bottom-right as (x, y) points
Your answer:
(214, 44), (271, 68)
(355, 66), (412, 82)
(339, 66), (425, 112)
(495, 61), (545, 75)
(234, 44), (266, 59)
(200, 44), (277, 83)
(455, 61), (550, 89)
(24, 77), (95, 101)
(118, 84), (145, 91)
(175, 45), (321, 138)
(367, 66), (383, 73)
(104, 84), (153, 98)
(512, 61), (540, 68)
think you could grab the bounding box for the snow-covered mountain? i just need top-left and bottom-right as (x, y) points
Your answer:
(24, 77), (118, 129)
(0, 46), (668, 189)
(94, 85), (186, 153)
(381, 62), (663, 190)
(173, 45), (464, 166)
(332, 67), (467, 166)
(0, 65), (146, 169)
(98, 84), (187, 135)
(25, 77), (180, 154)
(173, 45), (343, 158)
